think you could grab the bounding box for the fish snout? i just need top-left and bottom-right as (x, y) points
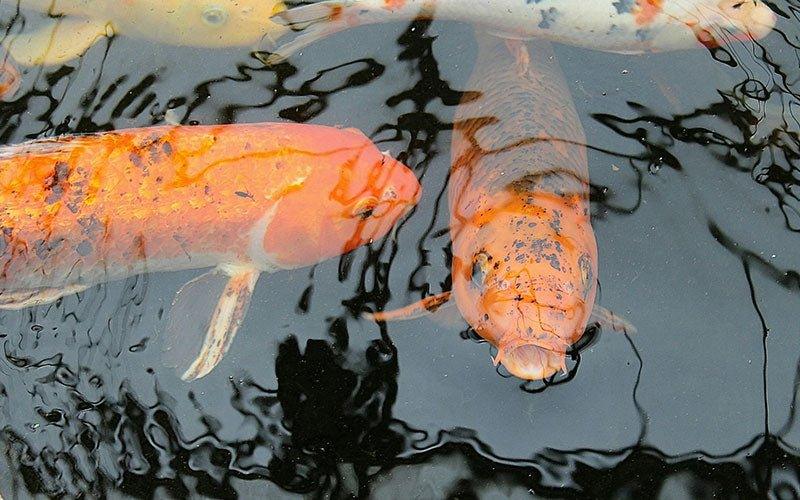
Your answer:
(494, 343), (566, 381)
(740, 1), (777, 40)
(382, 155), (421, 210)
(693, 1), (776, 46)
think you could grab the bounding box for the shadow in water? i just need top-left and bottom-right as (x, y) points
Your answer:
(3, 332), (800, 497)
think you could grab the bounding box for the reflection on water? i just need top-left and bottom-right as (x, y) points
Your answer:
(0, 0), (800, 497)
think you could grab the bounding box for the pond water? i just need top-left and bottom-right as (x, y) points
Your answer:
(0, 1), (799, 498)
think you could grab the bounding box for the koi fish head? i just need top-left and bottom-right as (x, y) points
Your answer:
(261, 127), (420, 268)
(452, 195), (597, 380)
(658, 0), (776, 49)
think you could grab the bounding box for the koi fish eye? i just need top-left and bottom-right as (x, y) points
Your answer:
(351, 196), (379, 220)
(202, 6), (228, 26)
(471, 251), (491, 289)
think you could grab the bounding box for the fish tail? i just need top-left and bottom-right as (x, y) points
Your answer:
(264, 1), (380, 64)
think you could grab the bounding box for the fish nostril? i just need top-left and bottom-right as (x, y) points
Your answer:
(202, 6), (229, 26)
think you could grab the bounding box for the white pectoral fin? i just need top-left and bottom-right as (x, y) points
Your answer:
(5, 17), (110, 66)
(162, 264), (260, 381)
(485, 30), (534, 42)
(0, 284), (91, 310)
(264, 1), (365, 64)
(589, 305), (637, 335)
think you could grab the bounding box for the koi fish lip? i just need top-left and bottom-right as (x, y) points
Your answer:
(686, 2), (776, 47)
(492, 343), (567, 381)
(691, 25), (754, 48)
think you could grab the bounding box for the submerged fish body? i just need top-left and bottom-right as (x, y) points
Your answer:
(366, 36), (631, 380)
(3, 0), (288, 66)
(267, 0), (776, 63)
(0, 122), (420, 379)
(447, 36), (600, 379)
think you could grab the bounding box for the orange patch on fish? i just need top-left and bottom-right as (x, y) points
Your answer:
(383, 0), (406, 10)
(329, 4), (344, 20)
(634, 0), (664, 26)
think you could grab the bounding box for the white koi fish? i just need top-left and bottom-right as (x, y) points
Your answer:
(266, 0), (776, 63)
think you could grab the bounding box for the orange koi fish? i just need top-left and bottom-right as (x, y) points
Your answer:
(0, 122), (420, 380)
(370, 36), (631, 380)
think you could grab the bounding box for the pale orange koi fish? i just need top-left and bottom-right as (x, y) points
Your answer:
(0, 122), (420, 380)
(2, 0), (288, 66)
(370, 36), (631, 380)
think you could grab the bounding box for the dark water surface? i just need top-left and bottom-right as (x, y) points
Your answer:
(1, 1), (799, 498)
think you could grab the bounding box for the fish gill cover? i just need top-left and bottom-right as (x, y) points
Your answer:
(0, 0), (799, 497)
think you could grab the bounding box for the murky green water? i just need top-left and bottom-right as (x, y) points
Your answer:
(0, 1), (799, 497)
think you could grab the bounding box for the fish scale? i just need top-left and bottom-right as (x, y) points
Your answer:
(450, 39), (589, 219)
(0, 124), (306, 289)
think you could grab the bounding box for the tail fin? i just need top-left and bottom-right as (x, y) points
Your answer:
(264, 1), (370, 64)
(0, 50), (20, 101)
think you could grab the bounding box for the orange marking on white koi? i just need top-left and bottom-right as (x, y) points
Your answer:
(383, 0), (406, 10)
(634, 0), (664, 26)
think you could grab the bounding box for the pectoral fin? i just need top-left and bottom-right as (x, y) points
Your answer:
(0, 284), (91, 310)
(363, 292), (464, 327)
(5, 17), (110, 66)
(162, 264), (260, 381)
(589, 306), (637, 335)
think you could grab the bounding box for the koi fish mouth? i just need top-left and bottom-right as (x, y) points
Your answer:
(682, 0), (776, 48)
(493, 342), (567, 381)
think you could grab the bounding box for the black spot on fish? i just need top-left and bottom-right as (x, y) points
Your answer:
(578, 253), (593, 297)
(78, 215), (103, 237)
(612, 0), (635, 14)
(75, 240), (92, 256)
(235, 190), (254, 200)
(44, 161), (70, 204)
(635, 29), (652, 42)
(531, 238), (551, 253)
(538, 7), (560, 29)
(0, 227), (9, 254)
(162, 141), (173, 156)
(34, 238), (63, 260)
(148, 143), (162, 164)
(549, 212), (562, 234)
(129, 152), (146, 170)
